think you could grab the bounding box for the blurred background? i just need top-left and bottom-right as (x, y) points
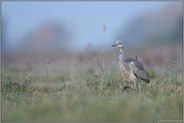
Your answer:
(2, 1), (182, 78)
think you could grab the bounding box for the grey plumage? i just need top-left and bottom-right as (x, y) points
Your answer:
(125, 58), (150, 83)
(112, 40), (150, 90)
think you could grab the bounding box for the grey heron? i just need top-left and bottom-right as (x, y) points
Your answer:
(112, 40), (150, 91)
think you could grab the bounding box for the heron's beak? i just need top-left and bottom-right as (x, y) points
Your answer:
(112, 44), (118, 47)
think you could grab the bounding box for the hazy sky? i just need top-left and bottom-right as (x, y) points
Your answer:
(2, 1), (179, 49)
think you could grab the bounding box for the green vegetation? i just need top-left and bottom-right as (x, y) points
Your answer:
(1, 69), (182, 122)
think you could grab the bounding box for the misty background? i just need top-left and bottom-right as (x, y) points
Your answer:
(2, 1), (182, 77)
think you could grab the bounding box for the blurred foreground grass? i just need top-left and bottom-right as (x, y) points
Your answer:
(1, 68), (182, 122)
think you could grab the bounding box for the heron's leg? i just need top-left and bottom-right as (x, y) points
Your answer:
(133, 81), (139, 92)
(136, 82), (140, 93)
(130, 82), (134, 89)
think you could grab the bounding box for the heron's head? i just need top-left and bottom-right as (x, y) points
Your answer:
(112, 40), (124, 48)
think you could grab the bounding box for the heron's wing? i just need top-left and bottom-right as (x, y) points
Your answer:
(126, 58), (149, 82)
(125, 58), (144, 71)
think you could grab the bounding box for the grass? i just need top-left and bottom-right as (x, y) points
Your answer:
(1, 67), (183, 122)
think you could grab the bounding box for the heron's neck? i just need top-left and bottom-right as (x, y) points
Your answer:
(119, 48), (125, 64)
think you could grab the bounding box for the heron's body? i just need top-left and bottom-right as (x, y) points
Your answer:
(112, 40), (150, 90)
(121, 58), (149, 83)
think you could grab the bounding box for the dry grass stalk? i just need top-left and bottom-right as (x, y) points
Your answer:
(100, 22), (107, 94)
(44, 52), (51, 84)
